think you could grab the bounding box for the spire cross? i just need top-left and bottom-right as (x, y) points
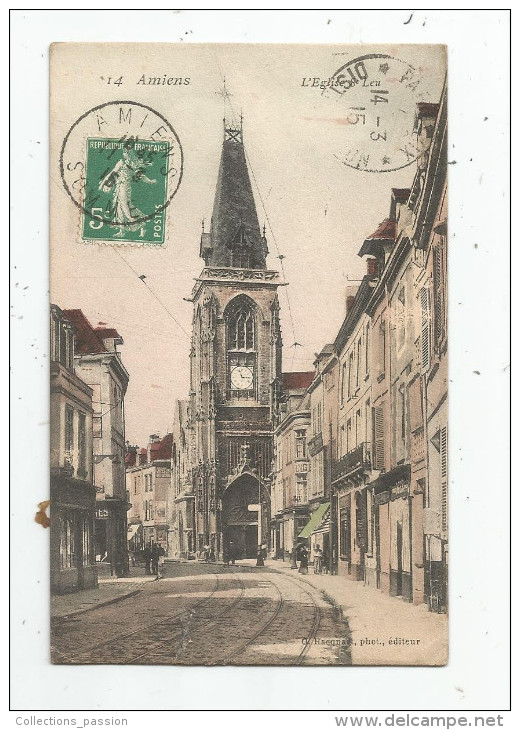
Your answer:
(215, 77), (233, 102)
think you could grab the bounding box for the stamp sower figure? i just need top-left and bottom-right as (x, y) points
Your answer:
(143, 544), (152, 575)
(98, 143), (156, 239)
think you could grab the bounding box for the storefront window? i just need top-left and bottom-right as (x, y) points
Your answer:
(60, 514), (76, 568)
(82, 517), (91, 563)
(65, 404), (74, 454)
(78, 412), (86, 474)
(295, 429), (307, 458)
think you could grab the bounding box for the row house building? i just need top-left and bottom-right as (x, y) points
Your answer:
(271, 372), (314, 561)
(273, 86), (447, 612)
(169, 399), (196, 558)
(125, 433), (173, 554)
(50, 305), (97, 594)
(62, 309), (130, 578)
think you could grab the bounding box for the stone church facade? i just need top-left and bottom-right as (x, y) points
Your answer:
(171, 120), (283, 561)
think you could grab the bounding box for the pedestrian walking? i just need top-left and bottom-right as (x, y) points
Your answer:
(322, 545), (329, 574)
(143, 545), (152, 575)
(155, 543), (166, 581)
(228, 540), (236, 565)
(256, 544), (265, 567)
(313, 543), (322, 574)
(203, 544), (210, 562)
(151, 543), (159, 575)
(298, 544), (309, 575)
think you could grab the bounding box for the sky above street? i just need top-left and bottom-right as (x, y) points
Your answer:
(50, 43), (445, 446)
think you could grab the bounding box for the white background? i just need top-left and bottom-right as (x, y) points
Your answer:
(9, 6), (511, 716)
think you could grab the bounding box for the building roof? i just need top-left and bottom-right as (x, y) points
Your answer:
(282, 371), (315, 390)
(366, 218), (396, 241)
(391, 188), (411, 203)
(150, 433), (173, 461)
(95, 327), (122, 341)
(358, 218), (396, 258)
(62, 309), (107, 355)
(416, 102), (440, 119)
(201, 122), (267, 269)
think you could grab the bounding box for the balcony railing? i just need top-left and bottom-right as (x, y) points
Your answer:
(332, 442), (372, 482)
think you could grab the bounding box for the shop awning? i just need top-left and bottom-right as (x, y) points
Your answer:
(298, 503), (330, 539)
(127, 523), (142, 540)
(312, 517), (331, 535)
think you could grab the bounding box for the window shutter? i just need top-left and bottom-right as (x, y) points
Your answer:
(433, 245), (445, 346)
(440, 426), (448, 533)
(373, 404), (385, 470)
(420, 287), (431, 370)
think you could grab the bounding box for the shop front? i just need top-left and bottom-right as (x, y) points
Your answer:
(94, 497), (129, 577)
(298, 502), (329, 567)
(373, 465), (412, 601)
(50, 477), (98, 594)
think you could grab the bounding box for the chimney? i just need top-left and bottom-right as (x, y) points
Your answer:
(149, 434), (160, 444)
(345, 284), (358, 315)
(367, 258), (378, 277)
(415, 103), (439, 164)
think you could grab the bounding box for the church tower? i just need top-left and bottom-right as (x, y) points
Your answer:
(189, 119), (283, 560)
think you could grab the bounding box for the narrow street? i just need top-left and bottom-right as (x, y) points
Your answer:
(51, 563), (351, 666)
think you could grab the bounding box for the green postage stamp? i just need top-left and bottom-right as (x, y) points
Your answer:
(82, 138), (170, 244)
(59, 100), (183, 246)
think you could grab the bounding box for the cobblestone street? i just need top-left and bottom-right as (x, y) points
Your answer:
(51, 562), (351, 666)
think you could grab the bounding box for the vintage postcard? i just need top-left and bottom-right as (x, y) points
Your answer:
(49, 42), (448, 666)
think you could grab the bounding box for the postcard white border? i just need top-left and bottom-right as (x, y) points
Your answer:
(9, 7), (511, 714)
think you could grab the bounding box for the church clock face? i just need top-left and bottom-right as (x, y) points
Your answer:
(230, 365), (254, 390)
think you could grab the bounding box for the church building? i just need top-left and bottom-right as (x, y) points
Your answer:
(186, 119), (283, 560)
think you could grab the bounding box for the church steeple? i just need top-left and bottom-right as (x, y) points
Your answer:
(200, 119), (268, 269)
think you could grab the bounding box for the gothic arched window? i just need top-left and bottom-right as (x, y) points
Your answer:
(225, 296), (257, 398)
(228, 304), (255, 351)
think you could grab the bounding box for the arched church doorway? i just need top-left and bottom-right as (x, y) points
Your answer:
(221, 473), (260, 559)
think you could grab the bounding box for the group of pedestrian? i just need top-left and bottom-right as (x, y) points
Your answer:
(142, 543), (165, 579)
(313, 543), (329, 574)
(294, 542), (329, 575)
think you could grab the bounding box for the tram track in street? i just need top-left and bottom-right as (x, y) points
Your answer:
(54, 570), (225, 664)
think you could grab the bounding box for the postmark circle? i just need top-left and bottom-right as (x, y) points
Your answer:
(60, 100), (183, 243)
(325, 54), (427, 173)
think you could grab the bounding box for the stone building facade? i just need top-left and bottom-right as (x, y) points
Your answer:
(126, 433), (173, 555)
(63, 309), (130, 577)
(273, 88), (448, 611)
(170, 120), (283, 561)
(169, 400), (196, 558)
(50, 305), (97, 594)
(271, 372), (314, 560)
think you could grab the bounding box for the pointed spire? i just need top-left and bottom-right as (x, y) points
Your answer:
(201, 119), (268, 269)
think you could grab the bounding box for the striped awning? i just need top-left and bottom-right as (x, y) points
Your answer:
(312, 517), (331, 535)
(298, 503), (330, 539)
